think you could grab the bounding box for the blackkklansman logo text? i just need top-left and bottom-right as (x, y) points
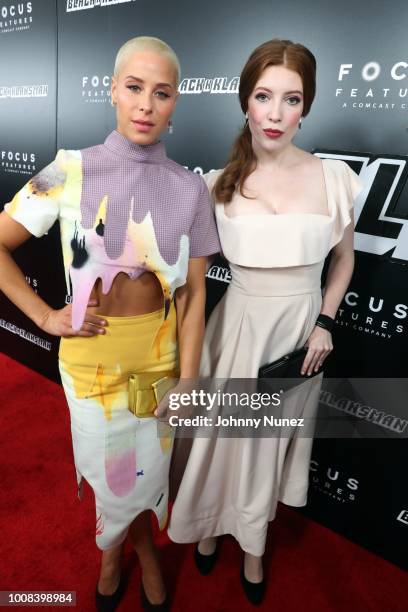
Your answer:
(179, 76), (239, 95)
(66, 0), (136, 12)
(0, 84), (48, 98)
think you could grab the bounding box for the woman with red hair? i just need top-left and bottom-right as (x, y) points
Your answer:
(169, 39), (363, 605)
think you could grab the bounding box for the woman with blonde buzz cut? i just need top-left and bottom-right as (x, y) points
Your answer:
(0, 36), (219, 611)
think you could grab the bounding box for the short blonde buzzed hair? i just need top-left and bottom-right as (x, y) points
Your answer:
(114, 36), (181, 85)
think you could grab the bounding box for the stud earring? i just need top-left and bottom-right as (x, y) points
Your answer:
(168, 120), (174, 134)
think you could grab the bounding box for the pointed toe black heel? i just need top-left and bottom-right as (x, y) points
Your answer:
(194, 543), (219, 575)
(240, 565), (266, 606)
(95, 574), (126, 612)
(140, 582), (170, 611)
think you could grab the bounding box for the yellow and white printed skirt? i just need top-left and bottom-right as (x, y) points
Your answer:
(59, 305), (178, 550)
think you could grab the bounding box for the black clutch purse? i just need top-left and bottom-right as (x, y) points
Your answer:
(258, 347), (323, 392)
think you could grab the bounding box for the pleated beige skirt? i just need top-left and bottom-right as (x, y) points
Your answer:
(168, 262), (323, 556)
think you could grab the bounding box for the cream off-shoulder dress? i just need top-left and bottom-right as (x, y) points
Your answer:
(168, 159), (363, 556)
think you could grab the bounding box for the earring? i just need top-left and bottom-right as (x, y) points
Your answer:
(168, 120), (174, 134)
(110, 98), (116, 107)
(245, 112), (248, 118)
(298, 117), (302, 129)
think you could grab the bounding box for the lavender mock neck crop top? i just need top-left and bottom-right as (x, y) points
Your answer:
(5, 131), (220, 330)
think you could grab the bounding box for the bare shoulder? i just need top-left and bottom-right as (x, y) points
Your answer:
(298, 149), (319, 163)
(289, 150), (325, 184)
(295, 149), (323, 171)
(203, 168), (223, 191)
(291, 150), (328, 212)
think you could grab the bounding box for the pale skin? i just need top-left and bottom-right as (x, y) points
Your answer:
(199, 64), (354, 582)
(0, 49), (208, 604)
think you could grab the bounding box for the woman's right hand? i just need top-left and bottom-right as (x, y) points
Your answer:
(39, 299), (107, 337)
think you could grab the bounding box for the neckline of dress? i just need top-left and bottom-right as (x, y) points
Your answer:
(220, 158), (333, 220)
(103, 130), (167, 163)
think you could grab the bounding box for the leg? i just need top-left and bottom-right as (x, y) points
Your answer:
(129, 511), (166, 605)
(243, 552), (263, 583)
(197, 537), (218, 555)
(195, 537), (219, 575)
(97, 544), (123, 595)
(241, 550), (266, 606)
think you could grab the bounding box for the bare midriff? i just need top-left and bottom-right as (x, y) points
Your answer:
(88, 271), (164, 317)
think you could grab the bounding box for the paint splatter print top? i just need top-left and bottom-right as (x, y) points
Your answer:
(5, 131), (220, 330)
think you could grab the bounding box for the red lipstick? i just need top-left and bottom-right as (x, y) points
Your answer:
(263, 129), (284, 139)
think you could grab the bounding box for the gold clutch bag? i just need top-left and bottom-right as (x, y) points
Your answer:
(128, 371), (178, 418)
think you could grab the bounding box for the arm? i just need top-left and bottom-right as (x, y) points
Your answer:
(320, 219), (354, 319)
(0, 211), (105, 337)
(302, 217), (354, 375)
(154, 172), (219, 416)
(202, 170), (222, 269)
(154, 257), (207, 418)
(175, 256), (207, 378)
(173, 173), (219, 375)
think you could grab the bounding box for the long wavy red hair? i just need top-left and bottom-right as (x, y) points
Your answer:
(214, 39), (316, 204)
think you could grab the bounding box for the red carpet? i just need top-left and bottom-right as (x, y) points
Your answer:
(0, 351), (406, 611)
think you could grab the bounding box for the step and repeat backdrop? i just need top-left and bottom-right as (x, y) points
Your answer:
(1, 0), (407, 569)
(0, 1), (62, 377)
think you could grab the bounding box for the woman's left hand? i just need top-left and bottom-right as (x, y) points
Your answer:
(301, 326), (333, 376)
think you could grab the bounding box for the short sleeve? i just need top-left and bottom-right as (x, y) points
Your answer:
(202, 169), (223, 209)
(343, 161), (364, 209)
(329, 159), (364, 249)
(189, 174), (221, 257)
(4, 149), (68, 237)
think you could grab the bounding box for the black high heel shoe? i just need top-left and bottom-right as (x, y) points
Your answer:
(95, 575), (126, 612)
(194, 542), (219, 575)
(140, 581), (170, 611)
(240, 565), (266, 606)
